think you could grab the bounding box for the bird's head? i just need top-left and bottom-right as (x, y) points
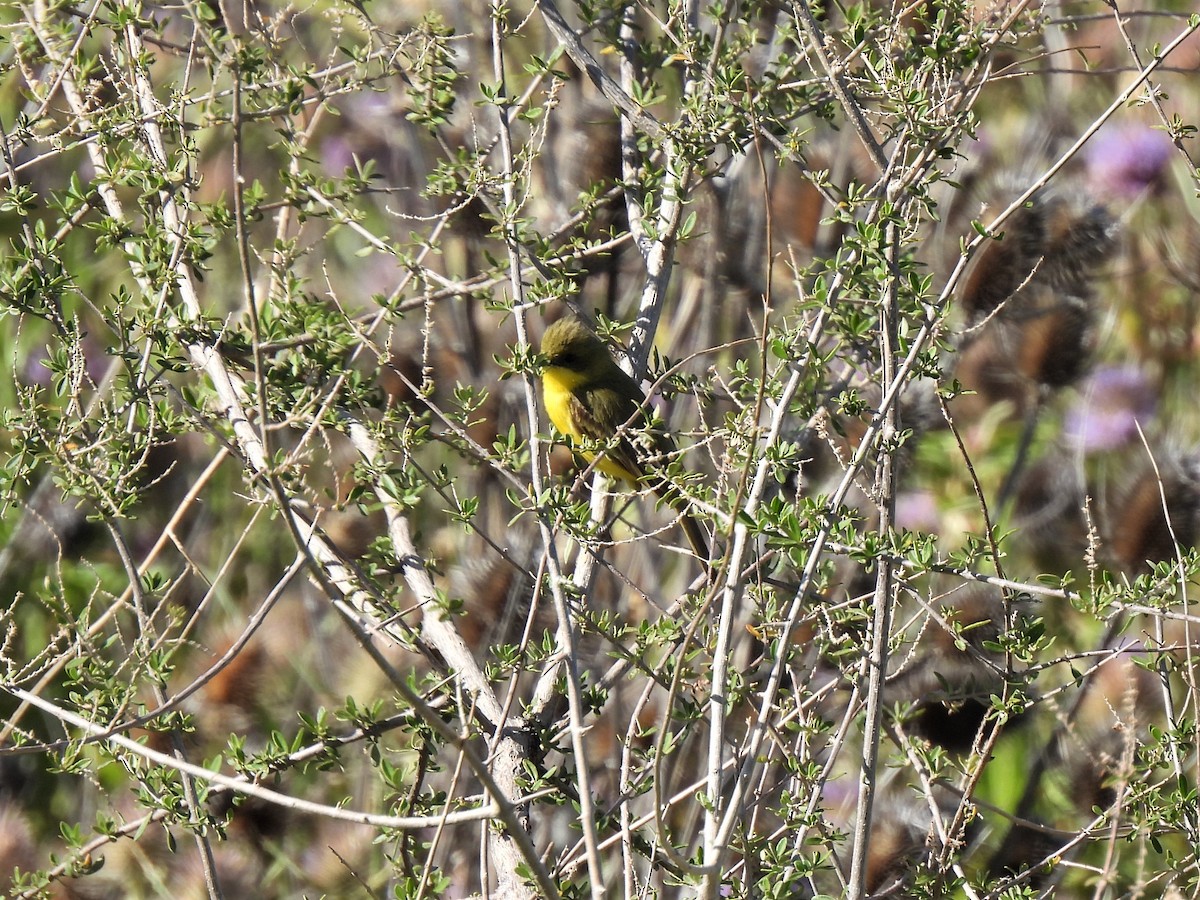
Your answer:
(539, 317), (612, 381)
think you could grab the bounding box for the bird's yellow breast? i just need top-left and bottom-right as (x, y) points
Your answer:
(541, 365), (584, 439)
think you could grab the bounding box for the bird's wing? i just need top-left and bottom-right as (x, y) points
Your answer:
(574, 382), (710, 564)
(569, 385), (647, 482)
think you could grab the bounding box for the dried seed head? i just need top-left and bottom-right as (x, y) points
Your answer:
(864, 812), (923, 893)
(1011, 290), (1096, 390)
(377, 350), (423, 409)
(890, 585), (1022, 753)
(1011, 452), (1088, 571)
(988, 821), (1059, 883)
(961, 201), (1047, 324)
(959, 180), (1115, 326)
(0, 809), (39, 878)
(1062, 648), (1160, 814)
(204, 640), (267, 715)
(951, 324), (1036, 418)
(952, 286), (1097, 420)
(1109, 452), (1200, 573)
(449, 533), (537, 650)
(1038, 194), (1118, 291)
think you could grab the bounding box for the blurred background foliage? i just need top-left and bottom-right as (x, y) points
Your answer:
(2, 0), (1200, 897)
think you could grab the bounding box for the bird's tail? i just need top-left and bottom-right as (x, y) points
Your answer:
(653, 479), (711, 574)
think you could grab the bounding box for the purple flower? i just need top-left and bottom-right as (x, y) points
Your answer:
(1064, 366), (1157, 452)
(895, 490), (939, 533)
(319, 94), (396, 178)
(1085, 125), (1173, 198)
(23, 334), (110, 390)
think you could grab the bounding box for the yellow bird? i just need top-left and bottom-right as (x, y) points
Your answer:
(539, 317), (710, 567)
